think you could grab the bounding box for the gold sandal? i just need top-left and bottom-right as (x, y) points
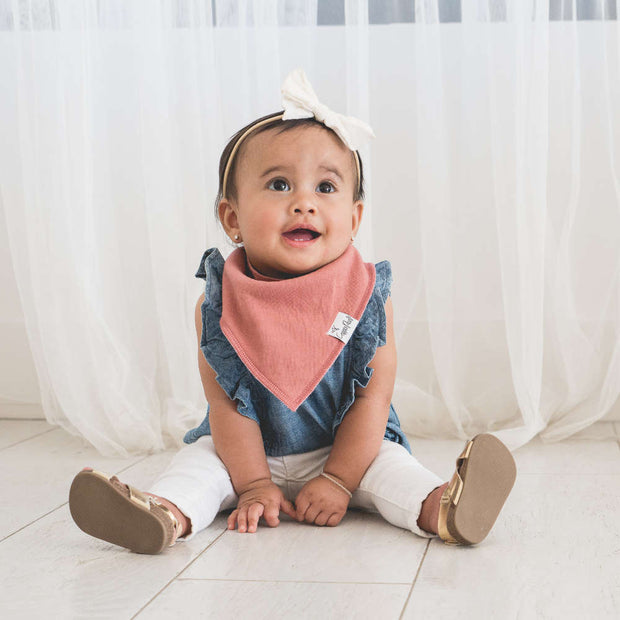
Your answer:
(438, 434), (516, 545)
(69, 469), (183, 554)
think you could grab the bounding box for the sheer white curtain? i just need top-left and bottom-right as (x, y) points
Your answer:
(1, 0), (618, 455)
(386, 0), (620, 447)
(0, 0), (368, 455)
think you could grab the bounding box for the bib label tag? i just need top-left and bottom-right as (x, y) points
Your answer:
(327, 312), (359, 344)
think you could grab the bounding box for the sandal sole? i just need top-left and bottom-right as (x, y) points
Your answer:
(69, 471), (170, 554)
(442, 434), (516, 545)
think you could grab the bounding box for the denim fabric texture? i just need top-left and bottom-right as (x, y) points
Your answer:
(184, 248), (412, 457)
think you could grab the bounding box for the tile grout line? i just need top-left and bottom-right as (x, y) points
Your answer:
(399, 539), (431, 620)
(0, 454), (153, 544)
(175, 577), (414, 585)
(131, 528), (229, 619)
(0, 417), (50, 422)
(0, 426), (59, 451)
(114, 454), (154, 476)
(0, 501), (70, 544)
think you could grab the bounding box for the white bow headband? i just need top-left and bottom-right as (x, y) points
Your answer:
(281, 68), (375, 150)
(222, 68), (375, 200)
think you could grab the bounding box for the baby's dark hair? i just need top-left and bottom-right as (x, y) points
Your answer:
(214, 111), (365, 217)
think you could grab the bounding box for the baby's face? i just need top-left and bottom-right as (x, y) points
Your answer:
(220, 124), (363, 279)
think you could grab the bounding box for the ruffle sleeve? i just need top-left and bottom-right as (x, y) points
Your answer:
(330, 260), (411, 453)
(330, 260), (390, 416)
(186, 248), (261, 441)
(348, 260), (392, 389)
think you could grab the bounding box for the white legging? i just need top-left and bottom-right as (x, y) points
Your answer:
(150, 436), (444, 539)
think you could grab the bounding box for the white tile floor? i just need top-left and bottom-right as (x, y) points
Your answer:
(1, 419), (619, 620)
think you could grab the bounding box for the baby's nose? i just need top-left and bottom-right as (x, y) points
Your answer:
(292, 193), (316, 214)
(294, 203), (316, 214)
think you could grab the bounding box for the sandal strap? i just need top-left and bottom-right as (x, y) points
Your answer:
(148, 497), (183, 545)
(437, 437), (476, 544)
(443, 470), (464, 507)
(456, 437), (474, 469)
(441, 437), (474, 509)
(437, 499), (459, 544)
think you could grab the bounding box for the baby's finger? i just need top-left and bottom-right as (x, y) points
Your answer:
(304, 504), (320, 524)
(314, 511), (330, 527)
(247, 503), (264, 533)
(227, 509), (239, 530)
(280, 498), (297, 519)
(237, 507), (248, 533)
(326, 512), (343, 527)
(262, 502), (281, 527)
(295, 496), (310, 522)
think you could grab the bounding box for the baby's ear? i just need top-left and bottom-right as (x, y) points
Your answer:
(351, 201), (364, 236)
(218, 199), (240, 238)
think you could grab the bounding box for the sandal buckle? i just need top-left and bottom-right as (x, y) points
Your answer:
(128, 486), (150, 510)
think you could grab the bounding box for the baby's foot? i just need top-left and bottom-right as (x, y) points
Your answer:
(437, 434), (516, 545)
(417, 482), (449, 535)
(69, 468), (184, 554)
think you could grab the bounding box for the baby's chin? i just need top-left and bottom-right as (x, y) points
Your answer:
(278, 256), (343, 279)
(248, 247), (347, 280)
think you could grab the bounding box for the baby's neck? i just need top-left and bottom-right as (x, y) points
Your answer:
(245, 256), (283, 282)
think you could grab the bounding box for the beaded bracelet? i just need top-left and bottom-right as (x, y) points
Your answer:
(320, 472), (353, 498)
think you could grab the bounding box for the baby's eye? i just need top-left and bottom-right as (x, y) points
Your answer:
(317, 182), (335, 194)
(268, 178), (290, 192)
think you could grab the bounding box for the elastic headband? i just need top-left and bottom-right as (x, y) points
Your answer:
(221, 114), (362, 200)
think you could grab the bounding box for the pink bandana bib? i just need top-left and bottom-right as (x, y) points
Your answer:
(220, 246), (376, 411)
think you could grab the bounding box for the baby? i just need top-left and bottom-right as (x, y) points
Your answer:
(69, 69), (516, 553)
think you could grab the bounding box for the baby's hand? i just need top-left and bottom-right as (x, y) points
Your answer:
(228, 478), (296, 534)
(294, 475), (350, 527)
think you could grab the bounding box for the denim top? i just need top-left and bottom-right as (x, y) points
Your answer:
(184, 248), (411, 457)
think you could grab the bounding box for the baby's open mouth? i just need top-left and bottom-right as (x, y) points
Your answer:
(282, 228), (321, 242)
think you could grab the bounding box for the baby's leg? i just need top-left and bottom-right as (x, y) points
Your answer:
(148, 435), (237, 539)
(353, 436), (516, 545)
(350, 440), (444, 538)
(70, 436), (237, 553)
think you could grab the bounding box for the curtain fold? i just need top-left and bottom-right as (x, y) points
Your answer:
(1, 0), (618, 455)
(389, 0), (620, 447)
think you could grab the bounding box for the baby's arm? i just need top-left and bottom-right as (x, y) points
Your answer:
(294, 297), (397, 526)
(195, 294), (296, 533)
